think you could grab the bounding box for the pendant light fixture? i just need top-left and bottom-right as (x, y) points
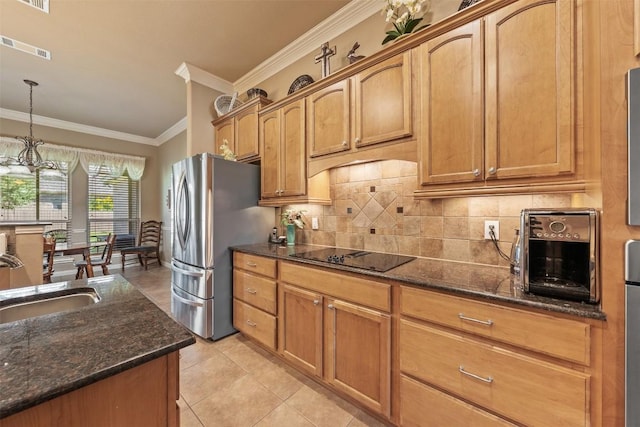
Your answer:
(1, 79), (58, 173)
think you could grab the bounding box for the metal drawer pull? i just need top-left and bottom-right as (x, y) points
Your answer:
(459, 365), (493, 383)
(313, 299), (320, 305)
(246, 320), (257, 327)
(246, 261), (257, 267)
(246, 288), (257, 294)
(458, 313), (493, 326)
(327, 304), (335, 309)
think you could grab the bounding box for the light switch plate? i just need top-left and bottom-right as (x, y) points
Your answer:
(484, 220), (500, 240)
(312, 217), (319, 230)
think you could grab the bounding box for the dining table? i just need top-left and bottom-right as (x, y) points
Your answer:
(54, 241), (108, 278)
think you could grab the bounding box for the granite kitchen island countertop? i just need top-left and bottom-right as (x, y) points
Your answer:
(232, 243), (606, 321)
(0, 274), (195, 419)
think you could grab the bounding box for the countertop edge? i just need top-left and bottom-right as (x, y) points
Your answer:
(231, 244), (606, 321)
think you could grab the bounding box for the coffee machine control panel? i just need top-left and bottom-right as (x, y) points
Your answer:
(527, 214), (592, 242)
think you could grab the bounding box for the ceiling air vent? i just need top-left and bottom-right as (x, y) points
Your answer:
(18, 0), (49, 13)
(0, 35), (51, 60)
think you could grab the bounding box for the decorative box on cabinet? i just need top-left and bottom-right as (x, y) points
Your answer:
(399, 285), (594, 427)
(212, 96), (271, 163)
(232, 252), (277, 350)
(306, 52), (417, 176)
(278, 261), (391, 418)
(416, 0), (581, 198)
(258, 99), (331, 207)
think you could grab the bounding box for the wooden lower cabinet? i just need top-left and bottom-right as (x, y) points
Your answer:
(3, 352), (180, 427)
(233, 299), (277, 350)
(400, 375), (516, 427)
(400, 319), (590, 427)
(277, 263), (392, 418)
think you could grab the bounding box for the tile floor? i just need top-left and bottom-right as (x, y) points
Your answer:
(59, 264), (389, 427)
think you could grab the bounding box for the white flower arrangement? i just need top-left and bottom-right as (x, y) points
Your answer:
(381, 0), (430, 45)
(281, 208), (306, 229)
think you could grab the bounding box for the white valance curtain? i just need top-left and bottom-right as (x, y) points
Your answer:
(0, 137), (146, 180)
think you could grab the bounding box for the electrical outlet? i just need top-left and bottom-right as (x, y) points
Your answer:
(312, 217), (319, 230)
(484, 220), (500, 240)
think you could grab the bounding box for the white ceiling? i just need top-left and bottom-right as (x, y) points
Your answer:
(0, 0), (378, 145)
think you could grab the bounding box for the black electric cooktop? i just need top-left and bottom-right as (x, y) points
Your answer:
(290, 248), (416, 272)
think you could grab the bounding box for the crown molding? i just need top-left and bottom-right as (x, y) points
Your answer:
(0, 108), (159, 146)
(175, 62), (234, 93)
(156, 116), (187, 145)
(234, 0), (381, 92)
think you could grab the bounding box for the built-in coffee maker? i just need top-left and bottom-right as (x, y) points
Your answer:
(520, 208), (599, 303)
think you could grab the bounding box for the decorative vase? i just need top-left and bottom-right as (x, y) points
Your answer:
(286, 224), (296, 246)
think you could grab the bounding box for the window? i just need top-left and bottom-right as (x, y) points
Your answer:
(0, 165), (71, 239)
(87, 164), (139, 252)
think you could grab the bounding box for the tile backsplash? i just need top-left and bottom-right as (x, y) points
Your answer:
(279, 160), (574, 268)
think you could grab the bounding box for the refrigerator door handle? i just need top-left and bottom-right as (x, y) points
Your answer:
(176, 171), (191, 250)
(171, 261), (204, 277)
(171, 287), (204, 307)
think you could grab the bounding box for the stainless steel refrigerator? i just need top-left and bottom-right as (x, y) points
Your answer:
(170, 153), (274, 340)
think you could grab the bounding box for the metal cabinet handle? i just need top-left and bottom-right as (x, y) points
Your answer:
(246, 261), (257, 267)
(313, 299), (320, 305)
(341, 141), (348, 147)
(246, 288), (257, 294)
(354, 137), (361, 144)
(459, 365), (493, 383)
(458, 313), (493, 326)
(246, 320), (257, 327)
(328, 303), (335, 309)
(488, 167), (497, 175)
(473, 168), (481, 177)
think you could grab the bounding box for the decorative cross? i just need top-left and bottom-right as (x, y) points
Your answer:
(315, 42), (336, 78)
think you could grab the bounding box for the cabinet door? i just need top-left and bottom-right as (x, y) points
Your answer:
(259, 110), (280, 198)
(280, 99), (306, 197)
(325, 298), (391, 417)
(485, 0), (574, 179)
(307, 80), (351, 157)
(215, 120), (234, 156)
(279, 284), (323, 377)
(354, 51), (413, 148)
(235, 104), (260, 161)
(419, 21), (483, 185)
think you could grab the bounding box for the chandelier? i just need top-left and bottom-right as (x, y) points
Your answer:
(1, 79), (58, 173)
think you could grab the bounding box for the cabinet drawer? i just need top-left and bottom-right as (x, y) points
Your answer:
(233, 252), (276, 278)
(233, 270), (277, 314)
(280, 261), (390, 311)
(400, 375), (516, 427)
(400, 286), (590, 365)
(233, 299), (276, 350)
(400, 320), (589, 427)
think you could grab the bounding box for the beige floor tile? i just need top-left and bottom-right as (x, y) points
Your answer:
(348, 409), (392, 427)
(255, 403), (315, 427)
(222, 338), (277, 373)
(180, 350), (247, 406)
(250, 357), (306, 400)
(285, 384), (357, 427)
(179, 337), (224, 371)
(178, 396), (204, 427)
(191, 375), (282, 427)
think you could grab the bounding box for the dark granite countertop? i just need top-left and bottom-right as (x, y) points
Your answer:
(0, 221), (52, 227)
(0, 274), (195, 419)
(231, 243), (606, 321)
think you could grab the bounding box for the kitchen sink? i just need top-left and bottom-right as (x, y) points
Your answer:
(0, 289), (100, 324)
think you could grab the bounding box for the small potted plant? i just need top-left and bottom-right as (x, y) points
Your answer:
(281, 208), (306, 246)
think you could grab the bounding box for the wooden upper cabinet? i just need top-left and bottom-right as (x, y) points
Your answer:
(235, 103), (261, 161)
(259, 99), (319, 204)
(307, 79), (351, 157)
(485, 0), (574, 180)
(307, 51), (414, 160)
(212, 96), (271, 163)
(214, 120), (234, 157)
(419, 20), (483, 185)
(354, 51), (413, 148)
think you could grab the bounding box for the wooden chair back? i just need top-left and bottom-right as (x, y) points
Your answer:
(138, 220), (161, 248)
(102, 233), (117, 264)
(43, 235), (56, 283)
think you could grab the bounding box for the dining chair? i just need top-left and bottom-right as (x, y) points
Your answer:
(43, 235), (56, 284)
(120, 220), (162, 271)
(74, 233), (117, 279)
